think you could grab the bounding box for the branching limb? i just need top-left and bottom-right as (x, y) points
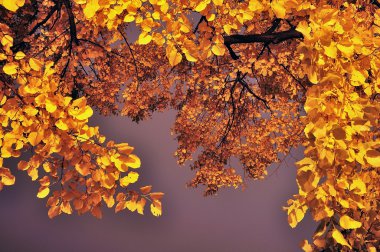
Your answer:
(224, 28), (303, 60)
(28, 3), (61, 35)
(268, 50), (307, 91)
(118, 27), (140, 88)
(63, 0), (79, 45)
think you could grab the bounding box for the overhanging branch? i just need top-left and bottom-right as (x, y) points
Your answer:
(223, 28), (303, 60)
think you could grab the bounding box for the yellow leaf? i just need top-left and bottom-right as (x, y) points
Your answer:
(119, 176), (130, 187)
(124, 14), (135, 22)
(195, 0), (208, 12)
(136, 198), (146, 215)
(0, 0), (24, 12)
(365, 149), (380, 167)
(337, 44), (354, 57)
(14, 51), (26, 60)
(76, 106), (93, 120)
(1, 35), (13, 47)
(45, 98), (57, 113)
(120, 171), (139, 186)
(296, 21), (311, 39)
(350, 178), (366, 195)
(0, 53), (6, 60)
(339, 215), (362, 229)
(126, 200), (137, 212)
(61, 201), (73, 214)
(167, 45), (182, 66)
(150, 200), (162, 216)
(138, 32), (152, 45)
(0, 168), (15, 185)
(29, 58), (43, 71)
(55, 119), (69, 131)
(212, 0), (223, 5)
(332, 229), (352, 249)
(308, 70), (318, 84)
(24, 106), (38, 116)
(338, 198), (349, 208)
(350, 70), (366, 86)
(3, 62), (18, 75)
(367, 245), (377, 252)
(299, 240), (313, 252)
(126, 154), (141, 168)
(271, 0), (286, 18)
(28, 131), (43, 146)
(211, 43), (225, 56)
(127, 171), (139, 183)
(37, 187), (50, 198)
(324, 42), (337, 58)
(83, 0), (100, 19)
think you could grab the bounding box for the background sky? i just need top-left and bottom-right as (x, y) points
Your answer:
(0, 111), (316, 252)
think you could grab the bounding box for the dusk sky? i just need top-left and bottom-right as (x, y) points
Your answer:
(0, 111), (316, 252)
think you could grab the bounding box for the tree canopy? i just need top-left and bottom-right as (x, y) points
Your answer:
(1, 0), (379, 251)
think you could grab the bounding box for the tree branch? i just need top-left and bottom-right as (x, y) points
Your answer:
(224, 28), (303, 60)
(118, 27), (140, 88)
(28, 3), (60, 35)
(62, 0), (79, 45)
(372, 0), (380, 8)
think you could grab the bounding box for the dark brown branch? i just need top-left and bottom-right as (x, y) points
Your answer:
(265, 18), (282, 34)
(219, 78), (238, 146)
(60, 58), (70, 78)
(63, 0), (79, 45)
(0, 74), (26, 104)
(372, 0), (380, 8)
(224, 28), (303, 60)
(28, 4), (60, 35)
(239, 78), (270, 110)
(193, 16), (207, 33)
(268, 50), (306, 91)
(118, 27), (140, 87)
(78, 38), (125, 58)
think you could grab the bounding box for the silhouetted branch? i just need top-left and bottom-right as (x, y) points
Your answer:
(63, 0), (79, 45)
(224, 28), (303, 60)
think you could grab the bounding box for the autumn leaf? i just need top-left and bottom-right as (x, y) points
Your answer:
(83, 0), (100, 19)
(271, 0), (286, 18)
(0, 0), (25, 12)
(166, 45), (182, 66)
(150, 200), (162, 216)
(140, 185), (152, 194)
(195, 0), (209, 12)
(138, 32), (152, 45)
(339, 215), (362, 229)
(14, 51), (26, 60)
(332, 229), (352, 249)
(29, 58), (43, 71)
(211, 43), (225, 56)
(365, 150), (380, 167)
(3, 62), (18, 75)
(37, 187), (50, 198)
(0, 1), (379, 249)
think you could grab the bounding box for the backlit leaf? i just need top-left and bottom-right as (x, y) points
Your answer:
(339, 215), (362, 229)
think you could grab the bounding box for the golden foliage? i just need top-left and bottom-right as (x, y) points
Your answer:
(0, 0), (379, 250)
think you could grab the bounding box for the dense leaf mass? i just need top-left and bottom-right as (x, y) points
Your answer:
(0, 0), (379, 250)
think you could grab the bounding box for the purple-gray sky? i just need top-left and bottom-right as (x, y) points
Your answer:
(0, 111), (315, 252)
